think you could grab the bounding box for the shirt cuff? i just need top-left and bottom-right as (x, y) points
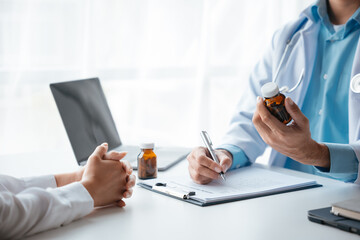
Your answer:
(23, 175), (57, 189)
(217, 144), (250, 170)
(315, 143), (358, 182)
(48, 182), (94, 220)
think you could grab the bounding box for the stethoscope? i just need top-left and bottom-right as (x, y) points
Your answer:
(273, 17), (360, 94)
(351, 74), (360, 93)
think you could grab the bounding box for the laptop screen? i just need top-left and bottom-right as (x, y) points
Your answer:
(50, 78), (122, 164)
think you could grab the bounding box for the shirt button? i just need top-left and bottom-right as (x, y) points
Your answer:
(319, 109), (323, 115)
(323, 74), (328, 80)
(235, 164), (241, 169)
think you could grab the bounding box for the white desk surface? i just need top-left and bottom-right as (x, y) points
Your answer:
(1, 151), (360, 240)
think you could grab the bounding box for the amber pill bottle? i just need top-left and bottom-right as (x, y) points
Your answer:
(261, 82), (292, 124)
(137, 143), (157, 179)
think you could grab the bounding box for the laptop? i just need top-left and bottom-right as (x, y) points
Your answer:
(50, 78), (190, 171)
(308, 207), (360, 235)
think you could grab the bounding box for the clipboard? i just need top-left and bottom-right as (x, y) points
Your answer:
(138, 182), (205, 206)
(138, 166), (322, 207)
(138, 182), (321, 207)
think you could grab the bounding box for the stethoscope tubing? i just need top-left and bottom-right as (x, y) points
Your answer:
(272, 35), (304, 94)
(272, 17), (360, 94)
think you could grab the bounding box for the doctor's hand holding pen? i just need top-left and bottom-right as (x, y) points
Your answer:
(252, 96), (330, 168)
(187, 147), (233, 185)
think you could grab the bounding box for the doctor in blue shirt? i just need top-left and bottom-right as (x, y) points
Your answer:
(187, 0), (360, 184)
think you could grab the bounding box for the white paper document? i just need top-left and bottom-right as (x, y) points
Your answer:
(140, 166), (318, 205)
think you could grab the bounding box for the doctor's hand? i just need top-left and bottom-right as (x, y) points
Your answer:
(81, 143), (136, 207)
(187, 147), (232, 184)
(252, 96), (330, 168)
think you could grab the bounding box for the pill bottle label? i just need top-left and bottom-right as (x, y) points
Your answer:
(137, 148), (157, 179)
(264, 94), (292, 124)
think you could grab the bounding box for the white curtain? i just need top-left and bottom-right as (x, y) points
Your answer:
(0, 0), (313, 156)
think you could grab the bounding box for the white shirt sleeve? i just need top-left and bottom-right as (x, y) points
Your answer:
(0, 174), (57, 194)
(0, 174), (94, 239)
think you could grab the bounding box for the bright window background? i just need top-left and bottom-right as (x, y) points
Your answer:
(0, 0), (313, 158)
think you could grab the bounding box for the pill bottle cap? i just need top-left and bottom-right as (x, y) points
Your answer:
(140, 143), (155, 149)
(261, 82), (280, 98)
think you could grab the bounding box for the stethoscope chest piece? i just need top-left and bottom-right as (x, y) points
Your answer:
(351, 74), (360, 93)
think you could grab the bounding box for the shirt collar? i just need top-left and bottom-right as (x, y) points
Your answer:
(302, 0), (322, 23)
(303, 0), (360, 39)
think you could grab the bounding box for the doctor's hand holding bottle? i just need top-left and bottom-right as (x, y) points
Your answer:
(252, 96), (331, 169)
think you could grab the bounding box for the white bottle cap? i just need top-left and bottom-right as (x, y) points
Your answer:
(140, 143), (155, 149)
(261, 82), (280, 98)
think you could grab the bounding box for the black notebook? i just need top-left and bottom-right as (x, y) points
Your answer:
(308, 207), (360, 235)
